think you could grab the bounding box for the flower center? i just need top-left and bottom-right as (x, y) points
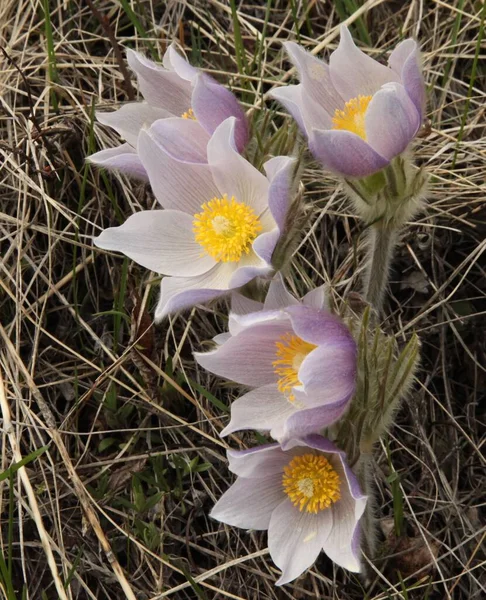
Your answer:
(332, 95), (372, 140)
(193, 195), (262, 263)
(272, 334), (317, 401)
(181, 108), (196, 120)
(283, 453), (341, 513)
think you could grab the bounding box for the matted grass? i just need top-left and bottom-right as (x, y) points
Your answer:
(0, 1), (485, 598)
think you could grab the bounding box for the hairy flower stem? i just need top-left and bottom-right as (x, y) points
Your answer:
(363, 224), (396, 314)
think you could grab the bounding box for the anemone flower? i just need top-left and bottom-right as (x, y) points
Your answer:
(93, 117), (296, 320)
(211, 434), (366, 584)
(89, 44), (248, 179)
(195, 276), (356, 441)
(270, 26), (424, 178)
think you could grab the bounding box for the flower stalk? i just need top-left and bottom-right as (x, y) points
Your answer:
(363, 223), (396, 314)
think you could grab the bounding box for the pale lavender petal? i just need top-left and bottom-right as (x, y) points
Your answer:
(145, 117), (210, 163)
(194, 320), (293, 387)
(88, 144), (148, 180)
(229, 250), (273, 288)
(137, 128), (219, 213)
(164, 43), (199, 81)
(226, 443), (287, 479)
(250, 229), (280, 266)
(154, 262), (235, 320)
(329, 26), (399, 100)
(282, 397), (350, 441)
(270, 84), (306, 132)
(263, 273), (299, 311)
(264, 156), (296, 231)
(96, 103), (172, 147)
(269, 498), (333, 585)
(192, 74), (248, 152)
(126, 49), (192, 115)
(298, 343), (356, 407)
(93, 210), (215, 276)
(282, 433), (341, 454)
(214, 332), (231, 345)
(388, 39), (425, 116)
(211, 475), (284, 530)
(302, 284), (329, 310)
(283, 41), (342, 118)
(220, 384), (296, 439)
(321, 454), (367, 572)
(286, 305), (355, 347)
(230, 292), (263, 316)
(309, 129), (388, 177)
(207, 118), (269, 215)
(365, 83), (420, 160)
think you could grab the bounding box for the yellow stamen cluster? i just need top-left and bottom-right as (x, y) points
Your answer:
(332, 95), (372, 140)
(193, 195), (262, 263)
(181, 108), (196, 120)
(283, 453), (341, 513)
(272, 334), (317, 401)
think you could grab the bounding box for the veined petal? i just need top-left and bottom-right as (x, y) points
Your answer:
(207, 117), (270, 216)
(309, 128), (388, 178)
(126, 49), (192, 115)
(163, 43), (199, 81)
(154, 262), (236, 320)
(96, 103), (172, 147)
(388, 38), (425, 117)
(144, 117), (210, 163)
(192, 74), (249, 152)
(230, 292), (263, 316)
(269, 498), (333, 585)
(264, 156), (296, 232)
(284, 41), (342, 117)
(329, 26), (399, 100)
(270, 84), (307, 133)
(137, 127), (219, 213)
(286, 305), (356, 347)
(302, 284), (330, 311)
(298, 342), (356, 406)
(365, 83), (420, 160)
(211, 475), (284, 530)
(263, 273), (299, 311)
(226, 444), (287, 479)
(322, 454), (367, 572)
(220, 384), (296, 439)
(88, 144), (148, 180)
(194, 320), (293, 387)
(93, 210), (215, 276)
(282, 397), (350, 440)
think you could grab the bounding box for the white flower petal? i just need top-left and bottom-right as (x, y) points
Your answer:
(155, 262), (235, 320)
(137, 127), (219, 213)
(96, 103), (172, 147)
(211, 475), (284, 530)
(194, 319), (292, 387)
(207, 118), (270, 215)
(269, 498), (333, 585)
(220, 384), (296, 439)
(94, 210), (215, 276)
(329, 26), (399, 100)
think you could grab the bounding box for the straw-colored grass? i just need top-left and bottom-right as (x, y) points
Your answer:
(0, 1), (484, 598)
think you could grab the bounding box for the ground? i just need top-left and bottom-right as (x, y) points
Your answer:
(0, 0), (484, 598)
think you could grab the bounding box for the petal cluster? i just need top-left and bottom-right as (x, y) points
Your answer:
(270, 26), (424, 178)
(211, 435), (367, 584)
(94, 118), (296, 319)
(89, 44), (248, 178)
(195, 276), (357, 441)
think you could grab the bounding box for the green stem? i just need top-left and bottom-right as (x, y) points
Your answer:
(363, 224), (396, 314)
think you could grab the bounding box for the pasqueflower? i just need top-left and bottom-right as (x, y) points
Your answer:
(211, 434), (366, 584)
(94, 117), (296, 320)
(195, 277), (356, 441)
(89, 44), (248, 178)
(270, 26), (424, 178)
